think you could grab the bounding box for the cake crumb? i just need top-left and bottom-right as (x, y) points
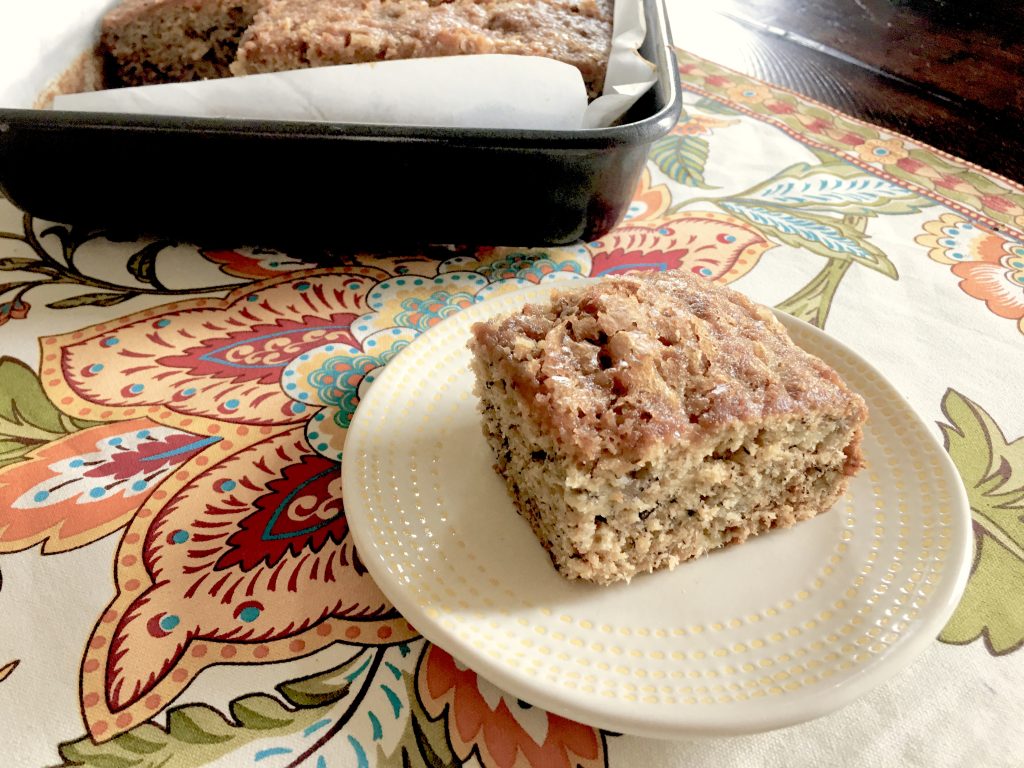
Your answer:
(468, 271), (868, 585)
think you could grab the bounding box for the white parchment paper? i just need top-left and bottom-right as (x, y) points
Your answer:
(54, 55), (591, 130)
(46, 0), (656, 130)
(584, 0), (658, 127)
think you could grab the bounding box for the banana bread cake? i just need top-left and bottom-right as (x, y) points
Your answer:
(100, 0), (614, 98)
(101, 0), (260, 86)
(468, 271), (868, 585)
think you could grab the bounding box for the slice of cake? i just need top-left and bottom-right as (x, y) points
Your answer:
(468, 271), (868, 586)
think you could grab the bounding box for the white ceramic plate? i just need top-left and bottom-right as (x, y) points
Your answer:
(342, 281), (972, 739)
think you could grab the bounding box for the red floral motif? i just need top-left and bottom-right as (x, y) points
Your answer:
(213, 451), (348, 572)
(587, 212), (773, 284)
(97, 427), (395, 714)
(0, 298), (29, 326)
(979, 195), (1024, 216)
(156, 314), (361, 386)
(201, 249), (314, 279)
(37, 267), (416, 740)
(57, 270), (387, 429)
(833, 131), (865, 146)
(896, 157), (926, 174)
(935, 173), (974, 193)
(0, 419), (202, 554)
(417, 644), (606, 768)
(803, 118), (830, 133)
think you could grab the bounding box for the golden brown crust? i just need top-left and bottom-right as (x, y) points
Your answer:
(232, 0), (613, 97)
(97, 0), (613, 95)
(470, 271), (868, 465)
(34, 47), (106, 108)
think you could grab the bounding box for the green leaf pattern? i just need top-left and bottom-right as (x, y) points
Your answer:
(938, 390), (1024, 655)
(664, 147), (945, 321)
(649, 133), (714, 188)
(720, 201), (898, 278)
(744, 162), (936, 217)
(125, 242), (172, 291)
(58, 643), (427, 768)
(375, 650), (458, 768)
(0, 357), (97, 469)
(47, 291), (142, 309)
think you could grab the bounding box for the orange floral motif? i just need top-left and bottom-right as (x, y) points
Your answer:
(417, 644), (606, 768)
(670, 113), (737, 137)
(725, 83), (772, 104)
(918, 213), (1024, 333)
(624, 168), (672, 222)
(0, 298), (29, 326)
(854, 138), (910, 165)
(202, 248), (315, 279)
(0, 419), (201, 554)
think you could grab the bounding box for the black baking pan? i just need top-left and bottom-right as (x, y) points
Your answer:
(0, 0), (680, 249)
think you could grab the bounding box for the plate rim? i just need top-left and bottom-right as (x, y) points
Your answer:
(342, 279), (973, 739)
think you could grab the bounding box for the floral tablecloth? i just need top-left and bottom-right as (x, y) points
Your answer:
(1, 45), (1023, 767)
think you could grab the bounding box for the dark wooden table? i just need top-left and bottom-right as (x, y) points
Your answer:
(671, 0), (1024, 183)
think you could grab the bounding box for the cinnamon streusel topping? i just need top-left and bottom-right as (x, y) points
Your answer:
(470, 271), (867, 464)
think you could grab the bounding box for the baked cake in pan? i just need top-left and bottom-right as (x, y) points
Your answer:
(468, 271), (867, 585)
(100, 0), (614, 98)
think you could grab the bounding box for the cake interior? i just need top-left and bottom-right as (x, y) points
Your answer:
(102, 0), (259, 86)
(473, 363), (860, 586)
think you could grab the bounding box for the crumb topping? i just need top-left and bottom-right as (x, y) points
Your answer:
(470, 270), (867, 463)
(236, 0), (613, 97)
